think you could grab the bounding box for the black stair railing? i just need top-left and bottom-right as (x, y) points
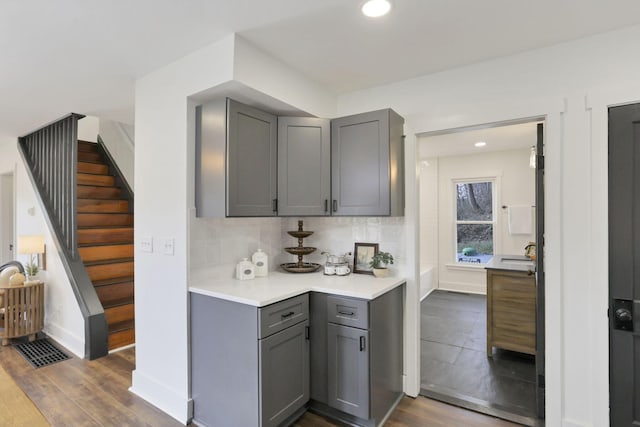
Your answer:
(18, 113), (108, 359)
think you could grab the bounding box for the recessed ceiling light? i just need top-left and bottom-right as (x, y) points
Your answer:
(474, 141), (487, 147)
(362, 0), (392, 17)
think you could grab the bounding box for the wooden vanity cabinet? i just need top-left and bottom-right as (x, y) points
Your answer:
(486, 269), (536, 357)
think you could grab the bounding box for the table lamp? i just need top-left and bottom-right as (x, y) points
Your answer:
(18, 235), (45, 279)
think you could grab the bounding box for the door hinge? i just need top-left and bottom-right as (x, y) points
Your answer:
(538, 374), (545, 388)
(537, 155), (545, 170)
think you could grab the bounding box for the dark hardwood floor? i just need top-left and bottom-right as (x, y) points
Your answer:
(0, 339), (521, 426)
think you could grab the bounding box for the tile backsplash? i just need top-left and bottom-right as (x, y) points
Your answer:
(189, 214), (406, 279)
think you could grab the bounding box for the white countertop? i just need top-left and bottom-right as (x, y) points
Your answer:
(189, 271), (405, 307)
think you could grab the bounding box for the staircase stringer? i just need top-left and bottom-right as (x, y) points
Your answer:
(18, 113), (108, 360)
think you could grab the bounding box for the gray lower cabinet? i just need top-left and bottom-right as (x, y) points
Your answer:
(327, 324), (370, 419)
(330, 109), (404, 216)
(260, 320), (310, 427)
(277, 117), (331, 216)
(310, 285), (404, 427)
(191, 293), (309, 427)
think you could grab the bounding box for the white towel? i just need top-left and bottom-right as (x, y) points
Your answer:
(508, 205), (532, 235)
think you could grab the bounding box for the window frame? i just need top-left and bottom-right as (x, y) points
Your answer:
(453, 177), (497, 265)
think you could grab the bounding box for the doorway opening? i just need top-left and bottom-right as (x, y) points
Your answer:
(417, 119), (545, 426)
(0, 172), (15, 264)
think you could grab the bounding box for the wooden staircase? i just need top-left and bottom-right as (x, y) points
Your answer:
(76, 140), (134, 350)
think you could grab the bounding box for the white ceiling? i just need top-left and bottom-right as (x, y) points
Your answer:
(2, 0), (640, 138)
(418, 121), (540, 158)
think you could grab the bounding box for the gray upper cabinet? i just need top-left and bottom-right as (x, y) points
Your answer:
(227, 99), (278, 217)
(331, 109), (404, 216)
(196, 99), (405, 218)
(278, 117), (331, 216)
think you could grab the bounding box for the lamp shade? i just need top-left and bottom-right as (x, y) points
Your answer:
(18, 235), (45, 254)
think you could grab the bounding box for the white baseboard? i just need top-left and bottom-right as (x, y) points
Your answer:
(130, 369), (193, 424)
(438, 281), (486, 295)
(420, 287), (436, 301)
(43, 322), (84, 358)
(562, 420), (590, 427)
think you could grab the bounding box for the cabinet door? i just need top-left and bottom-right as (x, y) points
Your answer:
(327, 323), (369, 419)
(278, 117), (331, 216)
(259, 320), (310, 427)
(331, 110), (390, 216)
(227, 99), (278, 217)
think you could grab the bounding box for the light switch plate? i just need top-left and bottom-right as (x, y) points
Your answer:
(140, 236), (153, 253)
(162, 238), (175, 256)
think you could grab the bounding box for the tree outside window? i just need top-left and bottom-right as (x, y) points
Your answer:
(455, 180), (494, 264)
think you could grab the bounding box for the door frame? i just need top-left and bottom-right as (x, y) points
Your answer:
(588, 87), (640, 426)
(0, 167), (16, 264)
(408, 97), (565, 423)
(417, 117), (545, 421)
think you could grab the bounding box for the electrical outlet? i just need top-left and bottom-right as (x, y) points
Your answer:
(163, 238), (175, 256)
(140, 236), (153, 253)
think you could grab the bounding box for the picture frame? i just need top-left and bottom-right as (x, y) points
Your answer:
(353, 243), (379, 275)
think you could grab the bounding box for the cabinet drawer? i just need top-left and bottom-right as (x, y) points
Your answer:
(327, 296), (368, 329)
(259, 294), (309, 339)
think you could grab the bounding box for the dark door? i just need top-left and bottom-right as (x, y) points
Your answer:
(535, 123), (546, 418)
(609, 103), (640, 426)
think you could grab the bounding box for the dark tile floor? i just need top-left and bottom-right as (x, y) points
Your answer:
(420, 290), (537, 420)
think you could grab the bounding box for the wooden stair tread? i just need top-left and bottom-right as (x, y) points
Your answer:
(78, 227), (133, 245)
(92, 277), (134, 288)
(78, 140), (99, 152)
(77, 198), (129, 213)
(78, 151), (102, 162)
(78, 162), (109, 175)
(101, 296), (134, 309)
(108, 319), (134, 334)
(95, 281), (134, 307)
(78, 173), (115, 187)
(84, 257), (134, 267)
(86, 260), (134, 282)
(105, 303), (134, 324)
(108, 327), (135, 350)
(78, 213), (133, 227)
(77, 185), (122, 199)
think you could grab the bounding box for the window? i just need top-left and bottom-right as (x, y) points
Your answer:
(455, 180), (495, 264)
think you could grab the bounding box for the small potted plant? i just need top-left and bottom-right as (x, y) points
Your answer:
(369, 251), (394, 278)
(24, 261), (39, 281)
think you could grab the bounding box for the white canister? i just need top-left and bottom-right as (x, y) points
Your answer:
(252, 249), (268, 277)
(236, 258), (255, 280)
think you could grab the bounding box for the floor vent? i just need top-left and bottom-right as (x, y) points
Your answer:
(14, 339), (70, 368)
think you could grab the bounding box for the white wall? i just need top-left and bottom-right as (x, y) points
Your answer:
(134, 34), (337, 423)
(0, 137), (85, 357)
(419, 159), (438, 290)
(99, 119), (135, 189)
(336, 23), (640, 427)
(424, 148), (535, 294)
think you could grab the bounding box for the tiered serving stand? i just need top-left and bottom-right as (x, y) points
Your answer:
(280, 220), (321, 273)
